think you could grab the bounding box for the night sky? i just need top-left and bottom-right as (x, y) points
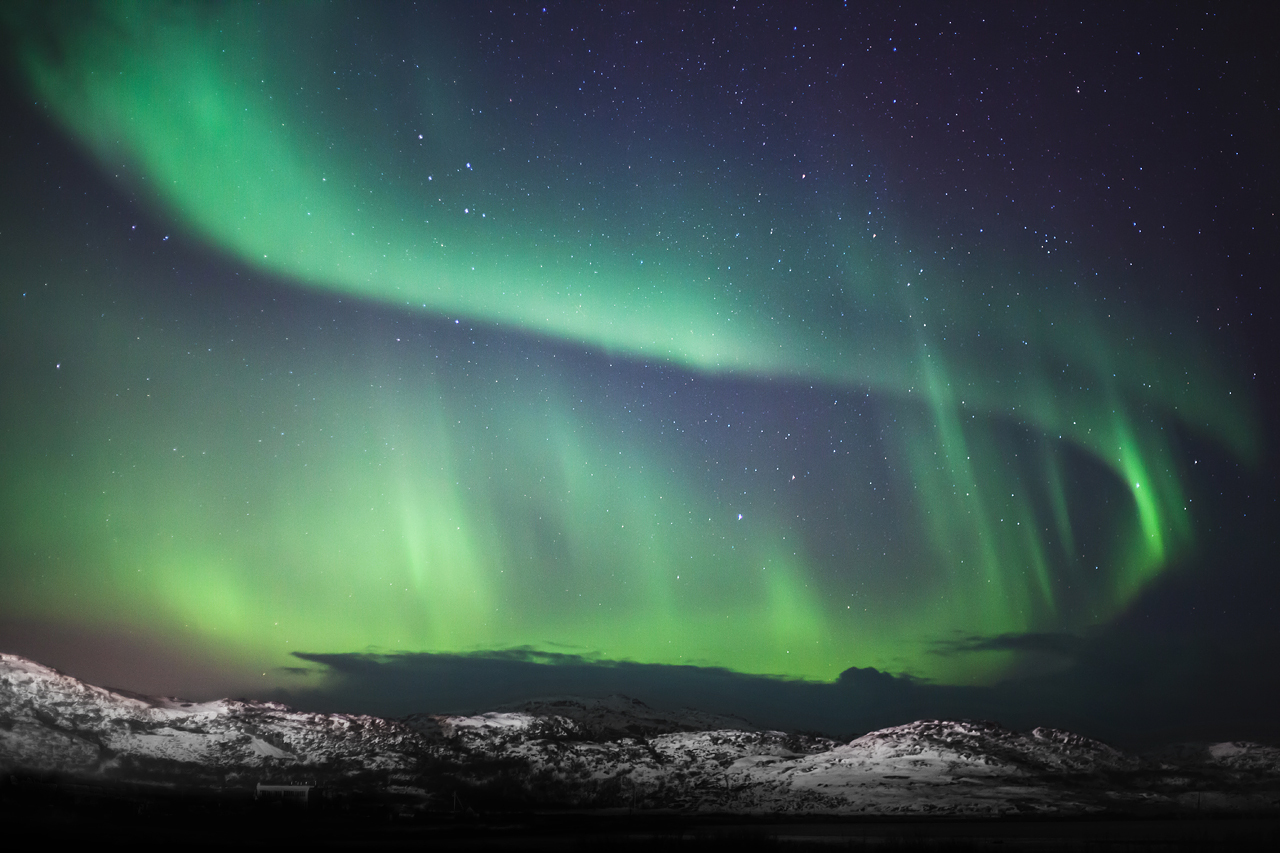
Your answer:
(1, 2), (1276, 747)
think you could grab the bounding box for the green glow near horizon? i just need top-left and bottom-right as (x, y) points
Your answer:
(0, 2), (1259, 688)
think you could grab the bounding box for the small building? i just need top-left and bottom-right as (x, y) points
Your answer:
(255, 783), (313, 804)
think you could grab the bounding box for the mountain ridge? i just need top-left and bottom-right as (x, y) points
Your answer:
(3, 652), (1278, 817)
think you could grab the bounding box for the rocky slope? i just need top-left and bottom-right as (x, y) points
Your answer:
(2, 653), (1278, 816)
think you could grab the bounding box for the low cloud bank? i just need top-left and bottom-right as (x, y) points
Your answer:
(279, 626), (1279, 749)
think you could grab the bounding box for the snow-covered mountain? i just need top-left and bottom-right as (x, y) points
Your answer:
(501, 694), (758, 739)
(0, 653), (423, 790)
(2, 653), (1278, 816)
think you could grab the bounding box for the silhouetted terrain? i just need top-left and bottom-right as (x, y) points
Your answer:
(4, 653), (1280, 849)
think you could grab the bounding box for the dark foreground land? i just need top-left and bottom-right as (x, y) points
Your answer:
(6, 776), (1279, 851)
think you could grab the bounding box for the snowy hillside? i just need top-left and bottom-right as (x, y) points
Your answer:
(0, 654), (423, 782)
(505, 695), (757, 738)
(3, 653), (1278, 816)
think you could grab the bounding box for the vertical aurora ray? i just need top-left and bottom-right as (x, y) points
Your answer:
(0, 2), (1259, 687)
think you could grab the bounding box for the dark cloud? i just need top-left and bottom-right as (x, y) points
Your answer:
(279, 621), (1280, 751)
(284, 648), (865, 734)
(280, 648), (980, 741)
(933, 632), (1088, 658)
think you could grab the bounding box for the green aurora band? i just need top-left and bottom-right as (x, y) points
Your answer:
(0, 3), (1259, 687)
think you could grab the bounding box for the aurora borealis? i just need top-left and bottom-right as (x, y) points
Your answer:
(1, 2), (1275, 731)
